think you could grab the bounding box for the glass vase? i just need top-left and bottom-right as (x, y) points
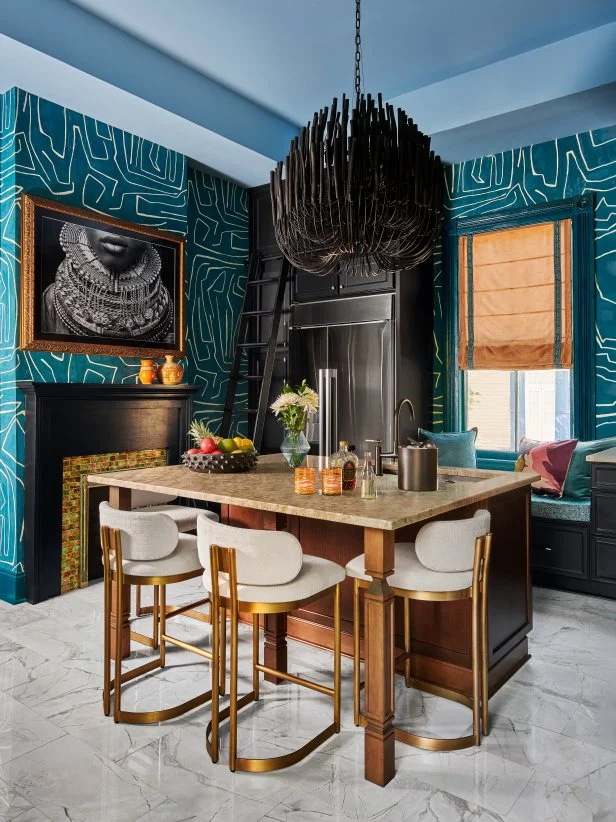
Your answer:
(280, 429), (310, 468)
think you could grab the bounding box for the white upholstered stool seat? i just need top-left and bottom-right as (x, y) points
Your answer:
(135, 504), (217, 533)
(112, 533), (201, 579)
(130, 489), (218, 533)
(197, 513), (343, 773)
(345, 545), (472, 593)
(204, 554), (346, 605)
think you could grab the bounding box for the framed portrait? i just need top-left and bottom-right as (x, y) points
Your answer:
(20, 194), (185, 357)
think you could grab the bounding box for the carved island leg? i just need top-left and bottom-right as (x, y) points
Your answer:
(262, 511), (288, 683)
(363, 527), (396, 786)
(108, 486), (131, 660)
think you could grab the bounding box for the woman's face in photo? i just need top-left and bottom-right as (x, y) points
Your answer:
(84, 228), (148, 272)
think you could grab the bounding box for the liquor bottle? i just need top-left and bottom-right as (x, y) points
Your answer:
(330, 441), (359, 491)
(360, 451), (377, 500)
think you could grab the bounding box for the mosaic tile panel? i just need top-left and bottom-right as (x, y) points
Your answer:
(61, 449), (167, 592)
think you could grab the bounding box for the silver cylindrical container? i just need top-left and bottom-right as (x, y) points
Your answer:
(318, 368), (338, 469)
(397, 445), (438, 491)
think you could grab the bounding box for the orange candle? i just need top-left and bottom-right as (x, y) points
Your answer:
(294, 467), (316, 495)
(321, 467), (342, 496)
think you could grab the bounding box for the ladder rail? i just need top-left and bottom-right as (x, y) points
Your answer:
(252, 257), (290, 452)
(220, 254), (259, 438)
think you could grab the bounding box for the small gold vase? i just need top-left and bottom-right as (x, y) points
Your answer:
(157, 354), (184, 385)
(138, 359), (157, 385)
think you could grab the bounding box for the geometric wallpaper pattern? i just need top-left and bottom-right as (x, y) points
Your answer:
(0, 87), (243, 597)
(434, 124), (616, 436)
(184, 166), (249, 435)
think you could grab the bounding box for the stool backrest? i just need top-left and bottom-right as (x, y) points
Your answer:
(415, 509), (491, 572)
(197, 515), (303, 587)
(130, 490), (178, 509)
(99, 501), (178, 561)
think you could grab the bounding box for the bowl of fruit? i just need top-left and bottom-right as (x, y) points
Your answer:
(182, 420), (258, 473)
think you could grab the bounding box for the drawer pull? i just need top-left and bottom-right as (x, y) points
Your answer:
(541, 545), (552, 552)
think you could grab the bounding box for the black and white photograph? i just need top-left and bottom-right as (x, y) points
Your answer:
(21, 194), (185, 356)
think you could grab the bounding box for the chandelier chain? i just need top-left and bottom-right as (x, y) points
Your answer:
(354, 0), (362, 100)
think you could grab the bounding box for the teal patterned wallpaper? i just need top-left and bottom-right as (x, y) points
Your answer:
(0, 88), (248, 602)
(434, 125), (616, 436)
(185, 166), (249, 435)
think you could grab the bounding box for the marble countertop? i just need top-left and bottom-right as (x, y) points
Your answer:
(587, 447), (616, 464)
(89, 454), (537, 531)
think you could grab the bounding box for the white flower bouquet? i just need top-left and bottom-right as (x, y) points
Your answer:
(270, 380), (319, 432)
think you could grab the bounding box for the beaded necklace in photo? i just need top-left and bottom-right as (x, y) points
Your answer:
(53, 222), (174, 340)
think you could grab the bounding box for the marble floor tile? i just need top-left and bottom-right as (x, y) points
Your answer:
(392, 747), (533, 818)
(0, 773), (35, 821)
(507, 771), (615, 822)
(5, 735), (166, 822)
(0, 691), (65, 766)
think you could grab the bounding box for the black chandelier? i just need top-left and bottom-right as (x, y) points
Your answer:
(270, 0), (443, 276)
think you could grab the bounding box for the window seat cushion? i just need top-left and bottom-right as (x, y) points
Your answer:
(531, 496), (590, 523)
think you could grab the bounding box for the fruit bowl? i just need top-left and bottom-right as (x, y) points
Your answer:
(181, 450), (258, 474)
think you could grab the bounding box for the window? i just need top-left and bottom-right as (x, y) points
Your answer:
(465, 369), (571, 451)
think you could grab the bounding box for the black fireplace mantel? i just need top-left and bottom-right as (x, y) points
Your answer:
(18, 381), (199, 603)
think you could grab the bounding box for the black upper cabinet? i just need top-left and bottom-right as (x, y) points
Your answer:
(294, 268), (338, 301)
(340, 256), (394, 295)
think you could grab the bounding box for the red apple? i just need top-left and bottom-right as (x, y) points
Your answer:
(210, 449), (222, 455)
(199, 437), (216, 453)
(186, 448), (201, 455)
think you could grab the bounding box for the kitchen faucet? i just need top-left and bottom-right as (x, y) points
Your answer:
(367, 398), (416, 476)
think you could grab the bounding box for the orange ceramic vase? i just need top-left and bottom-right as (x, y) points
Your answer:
(157, 354), (184, 385)
(138, 359), (157, 384)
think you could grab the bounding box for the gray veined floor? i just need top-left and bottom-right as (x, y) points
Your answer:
(0, 581), (615, 822)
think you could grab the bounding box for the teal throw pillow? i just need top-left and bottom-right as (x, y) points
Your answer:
(418, 428), (478, 469)
(563, 436), (616, 500)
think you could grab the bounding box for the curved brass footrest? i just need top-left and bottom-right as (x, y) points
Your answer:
(115, 689), (213, 725)
(206, 690), (338, 773)
(357, 676), (481, 752)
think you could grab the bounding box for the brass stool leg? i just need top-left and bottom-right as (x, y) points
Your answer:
(333, 584), (341, 732)
(103, 566), (111, 716)
(253, 614), (260, 700)
(209, 594), (221, 764)
(481, 544), (491, 736)
(159, 585), (167, 668)
(404, 597), (411, 688)
(229, 605), (239, 772)
(113, 569), (123, 723)
(471, 589), (481, 746)
(152, 586), (159, 650)
(135, 584), (142, 616)
(219, 606), (227, 696)
(353, 578), (361, 726)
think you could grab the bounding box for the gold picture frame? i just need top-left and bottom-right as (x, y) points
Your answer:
(20, 194), (185, 357)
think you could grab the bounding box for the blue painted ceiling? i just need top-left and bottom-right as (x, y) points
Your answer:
(1, 0), (615, 184)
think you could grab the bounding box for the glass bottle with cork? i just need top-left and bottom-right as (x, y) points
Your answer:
(330, 441), (359, 491)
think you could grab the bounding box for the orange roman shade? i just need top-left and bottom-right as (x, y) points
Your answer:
(458, 220), (572, 370)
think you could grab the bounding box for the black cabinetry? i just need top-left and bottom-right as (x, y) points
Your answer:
(531, 460), (616, 599)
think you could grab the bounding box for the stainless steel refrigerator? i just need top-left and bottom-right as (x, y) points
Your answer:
(289, 293), (396, 456)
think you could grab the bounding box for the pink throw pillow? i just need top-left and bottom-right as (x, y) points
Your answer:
(517, 437), (578, 497)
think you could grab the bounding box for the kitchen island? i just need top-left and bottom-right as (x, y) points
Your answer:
(90, 455), (537, 786)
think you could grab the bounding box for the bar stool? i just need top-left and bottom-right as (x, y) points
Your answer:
(197, 514), (345, 773)
(130, 491), (218, 626)
(346, 510), (492, 751)
(99, 502), (224, 724)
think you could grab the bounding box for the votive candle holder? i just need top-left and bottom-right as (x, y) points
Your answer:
(294, 467), (317, 495)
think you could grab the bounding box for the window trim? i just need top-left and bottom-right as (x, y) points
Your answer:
(444, 196), (595, 455)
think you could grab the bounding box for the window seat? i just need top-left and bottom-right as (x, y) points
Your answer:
(531, 496), (590, 523)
